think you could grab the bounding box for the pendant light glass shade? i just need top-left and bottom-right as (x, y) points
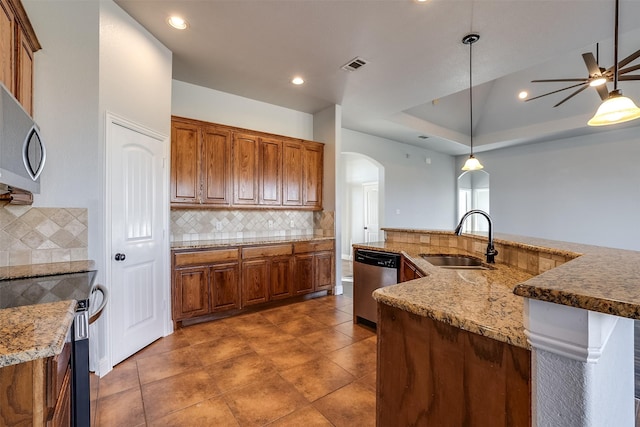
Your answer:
(588, 0), (640, 127)
(588, 90), (640, 126)
(462, 155), (483, 171)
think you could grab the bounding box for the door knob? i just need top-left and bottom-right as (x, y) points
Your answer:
(114, 253), (126, 261)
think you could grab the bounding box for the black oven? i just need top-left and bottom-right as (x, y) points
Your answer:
(0, 270), (107, 426)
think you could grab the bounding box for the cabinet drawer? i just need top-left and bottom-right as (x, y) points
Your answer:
(294, 240), (334, 254)
(242, 244), (292, 259)
(174, 249), (239, 266)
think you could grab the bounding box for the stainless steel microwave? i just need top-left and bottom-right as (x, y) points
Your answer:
(0, 83), (45, 194)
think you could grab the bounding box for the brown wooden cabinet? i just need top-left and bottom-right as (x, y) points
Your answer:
(232, 132), (260, 205)
(172, 248), (240, 326)
(303, 142), (323, 208)
(171, 119), (232, 206)
(0, 338), (71, 426)
(0, 0), (40, 114)
(259, 136), (282, 206)
(400, 256), (425, 282)
(171, 116), (323, 210)
(377, 304), (531, 426)
(293, 240), (335, 293)
(282, 140), (304, 206)
(172, 239), (335, 325)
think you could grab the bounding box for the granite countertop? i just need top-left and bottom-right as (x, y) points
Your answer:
(358, 242), (534, 348)
(172, 235), (335, 250)
(0, 260), (95, 368)
(0, 301), (75, 367)
(365, 229), (640, 349)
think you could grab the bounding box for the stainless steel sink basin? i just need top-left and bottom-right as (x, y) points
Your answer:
(419, 254), (491, 270)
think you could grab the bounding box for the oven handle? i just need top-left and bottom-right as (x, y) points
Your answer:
(89, 284), (108, 324)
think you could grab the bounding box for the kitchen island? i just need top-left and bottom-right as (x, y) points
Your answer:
(359, 229), (640, 426)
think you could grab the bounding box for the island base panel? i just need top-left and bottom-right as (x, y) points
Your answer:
(377, 303), (531, 427)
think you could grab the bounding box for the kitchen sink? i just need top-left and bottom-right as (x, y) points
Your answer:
(419, 254), (491, 270)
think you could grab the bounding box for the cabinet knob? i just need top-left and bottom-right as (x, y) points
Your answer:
(114, 253), (126, 261)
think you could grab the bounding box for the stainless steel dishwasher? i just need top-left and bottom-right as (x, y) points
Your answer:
(353, 249), (400, 326)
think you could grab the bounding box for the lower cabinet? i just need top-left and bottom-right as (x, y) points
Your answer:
(400, 256), (425, 282)
(172, 239), (335, 326)
(172, 248), (240, 326)
(293, 240), (335, 294)
(0, 339), (71, 426)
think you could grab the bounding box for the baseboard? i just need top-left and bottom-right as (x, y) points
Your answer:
(341, 254), (352, 261)
(97, 357), (112, 378)
(334, 284), (344, 295)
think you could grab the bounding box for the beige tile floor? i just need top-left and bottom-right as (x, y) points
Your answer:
(91, 294), (377, 426)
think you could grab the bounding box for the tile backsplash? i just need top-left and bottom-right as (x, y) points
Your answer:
(0, 205), (88, 267)
(171, 209), (335, 242)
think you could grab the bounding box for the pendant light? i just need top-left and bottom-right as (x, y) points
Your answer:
(462, 33), (483, 171)
(588, 0), (640, 126)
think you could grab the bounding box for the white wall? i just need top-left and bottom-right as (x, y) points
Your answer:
(342, 128), (456, 230)
(459, 125), (640, 250)
(172, 80), (313, 140)
(25, 0), (172, 374)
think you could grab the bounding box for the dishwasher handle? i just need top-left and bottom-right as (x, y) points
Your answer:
(354, 250), (400, 269)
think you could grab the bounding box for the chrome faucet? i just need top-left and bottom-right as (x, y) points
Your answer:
(454, 209), (498, 263)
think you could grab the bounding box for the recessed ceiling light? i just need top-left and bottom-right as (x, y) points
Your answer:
(167, 16), (188, 30)
(414, 0), (429, 3)
(518, 91), (528, 100)
(291, 77), (304, 85)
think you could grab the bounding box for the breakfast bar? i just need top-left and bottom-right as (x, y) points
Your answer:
(359, 228), (640, 426)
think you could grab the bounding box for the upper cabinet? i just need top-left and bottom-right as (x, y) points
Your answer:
(171, 116), (324, 210)
(171, 118), (232, 206)
(0, 0), (40, 115)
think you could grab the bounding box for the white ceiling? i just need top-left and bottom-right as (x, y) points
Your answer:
(115, 0), (640, 156)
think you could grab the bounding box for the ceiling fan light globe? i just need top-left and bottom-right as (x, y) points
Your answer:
(589, 77), (608, 87)
(462, 155), (484, 171)
(588, 91), (640, 126)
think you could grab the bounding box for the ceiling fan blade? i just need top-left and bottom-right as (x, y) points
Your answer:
(618, 49), (640, 69)
(619, 64), (640, 75)
(553, 85), (589, 107)
(595, 83), (609, 100)
(582, 52), (602, 76)
(619, 75), (640, 81)
(525, 82), (587, 102)
(531, 78), (588, 83)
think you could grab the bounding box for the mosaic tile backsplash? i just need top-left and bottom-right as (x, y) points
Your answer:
(0, 206), (88, 267)
(171, 209), (335, 242)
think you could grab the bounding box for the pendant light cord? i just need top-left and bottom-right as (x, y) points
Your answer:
(614, 0), (619, 90)
(469, 37), (474, 156)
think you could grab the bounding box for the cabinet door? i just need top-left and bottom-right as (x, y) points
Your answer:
(49, 367), (71, 427)
(171, 121), (201, 204)
(241, 259), (269, 306)
(233, 133), (260, 205)
(269, 256), (292, 300)
(173, 267), (210, 320)
(202, 126), (232, 205)
(282, 140), (303, 206)
(210, 262), (240, 312)
(0, 0), (15, 94)
(259, 137), (282, 205)
(314, 251), (334, 291)
(293, 254), (314, 295)
(16, 26), (33, 115)
(303, 143), (323, 208)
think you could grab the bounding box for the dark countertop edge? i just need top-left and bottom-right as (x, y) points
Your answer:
(171, 235), (335, 250)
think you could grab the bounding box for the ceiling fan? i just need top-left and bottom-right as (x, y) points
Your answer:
(526, 44), (640, 107)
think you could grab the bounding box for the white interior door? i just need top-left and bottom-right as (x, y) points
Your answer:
(109, 118), (166, 365)
(363, 182), (379, 243)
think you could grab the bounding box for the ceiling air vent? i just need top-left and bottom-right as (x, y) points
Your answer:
(341, 57), (368, 72)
